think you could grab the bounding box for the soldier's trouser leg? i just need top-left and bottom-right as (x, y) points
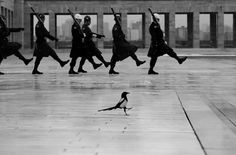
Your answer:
(86, 56), (102, 69)
(163, 45), (181, 62)
(0, 57), (3, 75)
(50, 51), (69, 67)
(50, 51), (63, 64)
(109, 54), (119, 74)
(14, 51), (27, 62)
(150, 57), (157, 70)
(14, 51), (33, 65)
(130, 53), (146, 66)
(78, 57), (86, 70)
(95, 54), (110, 67)
(70, 57), (77, 71)
(130, 53), (139, 62)
(0, 56), (3, 64)
(33, 56), (43, 71)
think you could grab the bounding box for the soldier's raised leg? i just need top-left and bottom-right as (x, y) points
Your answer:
(50, 51), (69, 67)
(95, 54), (110, 68)
(14, 51), (33, 65)
(130, 53), (145, 66)
(165, 45), (187, 64)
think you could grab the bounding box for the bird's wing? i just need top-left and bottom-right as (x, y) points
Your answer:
(98, 106), (116, 112)
(115, 98), (125, 107)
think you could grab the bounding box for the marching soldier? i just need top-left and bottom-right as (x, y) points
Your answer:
(0, 15), (33, 75)
(32, 14), (69, 74)
(109, 14), (145, 74)
(148, 13), (187, 74)
(80, 15), (110, 72)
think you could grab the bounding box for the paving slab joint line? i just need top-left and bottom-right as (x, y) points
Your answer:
(208, 100), (236, 129)
(176, 92), (207, 155)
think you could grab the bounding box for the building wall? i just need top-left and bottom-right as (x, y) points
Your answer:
(0, 0), (14, 41)
(12, 0), (236, 49)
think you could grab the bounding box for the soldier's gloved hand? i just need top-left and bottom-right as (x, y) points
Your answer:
(55, 38), (59, 42)
(20, 28), (24, 31)
(96, 35), (102, 39)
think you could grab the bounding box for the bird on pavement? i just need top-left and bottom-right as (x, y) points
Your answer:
(98, 92), (132, 115)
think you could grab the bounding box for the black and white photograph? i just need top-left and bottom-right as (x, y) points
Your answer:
(0, 0), (236, 154)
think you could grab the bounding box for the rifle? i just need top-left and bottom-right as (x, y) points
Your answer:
(27, 3), (44, 24)
(67, 9), (84, 36)
(92, 32), (105, 38)
(148, 8), (158, 24)
(111, 8), (121, 28)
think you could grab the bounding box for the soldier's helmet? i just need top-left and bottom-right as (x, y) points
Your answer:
(153, 13), (160, 20)
(84, 16), (91, 22)
(74, 14), (82, 20)
(115, 14), (121, 21)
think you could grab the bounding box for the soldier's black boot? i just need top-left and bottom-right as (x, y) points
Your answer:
(148, 69), (159, 75)
(86, 56), (102, 70)
(93, 63), (102, 69)
(96, 54), (110, 67)
(148, 57), (158, 75)
(178, 56), (187, 64)
(136, 60), (146, 66)
(24, 58), (33, 65)
(32, 70), (43, 74)
(32, 57), (43, 74)
(69, 58), (78, 74)
(77, 57), (87, 73)
(131, 54), (146, 66)
(109, 60), (119, 74)
(0, 71), (4, 75)
(60, 60), (70, 67)
(14, 51), (33, 65)
(69, 68), (78, 74)
(50, 52), (69, 67)
(109, 69), (119, 74)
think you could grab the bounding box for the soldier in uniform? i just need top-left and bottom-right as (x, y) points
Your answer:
(109, 14), (145, 74)
(148, 13), (187, 74)
(32, 14), (69, 74)
(81, 15), (110, 72)
(0, 15), (33, 75)
(70, 14), (102, 74)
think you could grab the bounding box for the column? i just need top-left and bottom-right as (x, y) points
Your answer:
(165, 13), (169, 45)
(121, 11), (127, 36)
(233, 13), (236, 47)
(187, 13), (193, 48)
(193, 11), (200, 48)
(49, 12), (56, 48)
(210, 13), (217, 48)
(145, 11), (151, 48)
(14, 0), (25, 48)
(97, 11), (104, 48)
(217, 11), (224, 48)
(169, 11), (175, 47)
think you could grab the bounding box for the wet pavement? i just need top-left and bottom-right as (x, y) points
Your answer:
(0, 50), (236, 155)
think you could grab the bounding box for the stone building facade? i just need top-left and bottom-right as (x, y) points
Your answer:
(2, 0), (236, 49)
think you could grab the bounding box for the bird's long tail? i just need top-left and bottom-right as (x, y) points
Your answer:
(98, 106), (116, 112)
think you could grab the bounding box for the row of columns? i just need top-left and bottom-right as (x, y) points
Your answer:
(22, 10), (235, 49)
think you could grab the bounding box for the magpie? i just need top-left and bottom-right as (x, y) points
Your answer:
(98, 92), (132, 115)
